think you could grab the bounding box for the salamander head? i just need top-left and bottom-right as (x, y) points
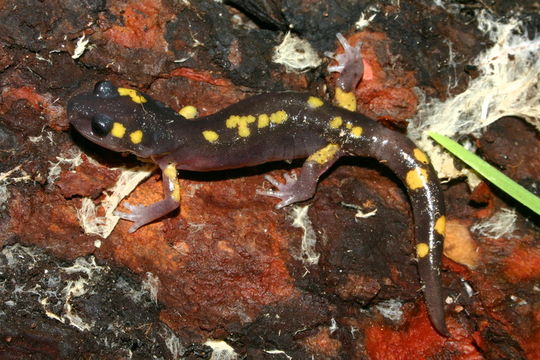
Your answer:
(68, 81), (182, 158)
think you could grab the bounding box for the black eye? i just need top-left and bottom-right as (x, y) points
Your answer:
(91, 114), (113, 136)
(93, 81), (117, 98)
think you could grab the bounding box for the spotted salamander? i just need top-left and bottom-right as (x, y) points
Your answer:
(68, 35), (447, 335)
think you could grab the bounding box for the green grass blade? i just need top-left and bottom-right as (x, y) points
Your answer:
(429, 132), (540, 215)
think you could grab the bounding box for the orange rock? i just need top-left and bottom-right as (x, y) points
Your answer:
(104, 0), (173, 51)
(302, 328), (342, 358)
(503, 247), (540, 283)
(365, 303), (483, 359)
(365, 305), (446, 359)
(443, 219), (480, 269)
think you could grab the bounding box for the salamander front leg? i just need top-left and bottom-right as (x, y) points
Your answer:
(115, 162), (181, 233)
(259, 144), (342, 208)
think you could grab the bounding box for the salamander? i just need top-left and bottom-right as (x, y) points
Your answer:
(67, 35), (448, 335)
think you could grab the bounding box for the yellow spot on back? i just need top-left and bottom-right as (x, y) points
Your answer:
(416, 243), (430, 258)
(258, 114), (270, 128)
(226, 115), (256, 137)
(329, 116), (343, 129)
(226, 115), (240, 128)
(111, 122), (126, 138)
(335, 88), (356, 111)
(129, 130), (143, 144)
(307, 96), (324, 109)
(227, 111), (288, 136)
(270, 110), (288, 124)
(350, 126), (363, 138)
(202, 130), (219, 143)
(413, 148), (429, 164)
(345, 122), (352, 129)
(307, 144), (340, 165)
(434, 216), (446, 235)
(179, 105), (198, 119)
(118, 88), (147, 104)
(405, 167), (429, 190)
(238, 126), (250, 137)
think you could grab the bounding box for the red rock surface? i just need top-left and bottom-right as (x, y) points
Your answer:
(0, 0), (538, 358)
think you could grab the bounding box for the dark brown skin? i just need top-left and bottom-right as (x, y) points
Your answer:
(68, 81), (448, 335)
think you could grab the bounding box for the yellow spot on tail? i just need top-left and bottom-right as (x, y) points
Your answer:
(307, 96), (324, 108)
(307, 144), (340, 165)
(164, 164), (180, 202)
(118, 88), (147, 104)
(329, 116), (343, 129)
(413, 148), (429, 164)
(258, 113), (270, 128)
(179, 105), (198, 119)
(202, 130), (219, 143)
(129, 130), (143, 144)
(405, 167), (429, 190)
(270, 110), (288, 124)
(111, 122), (126, 138)
(335, 88), (356, 111)
(434, 216), (446, 235)
(226, 115), (256, 137)
(350, 126), (363, 138)
(416, 243), (429, 258)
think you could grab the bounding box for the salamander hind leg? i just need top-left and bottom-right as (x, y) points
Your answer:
(327, 33), (363, 93)
(259, 144), (342, 208)
(260, 172), (304, 208)
(327, 33), (364, 111)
